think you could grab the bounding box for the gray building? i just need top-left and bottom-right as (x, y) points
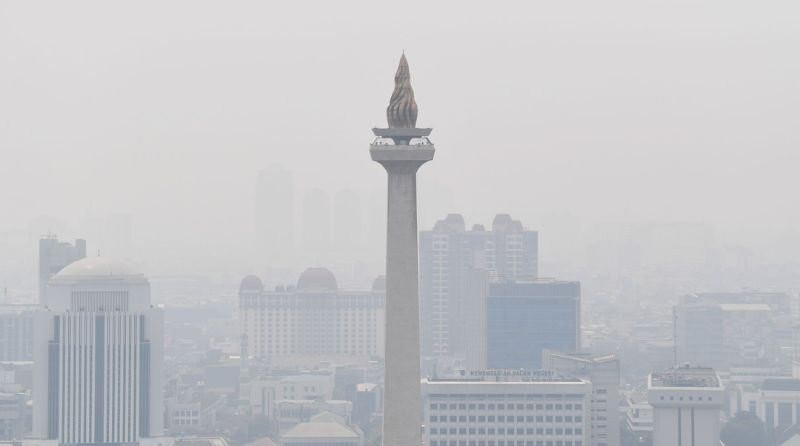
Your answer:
(37, 236), (85, 298)
(419, 214), (538, 358)
(543, 351), (621, 446)
(0, 305), (36, 361)
(674, 303), (726, 369)
(255, 166), (294, 269)
(487, 280), (580, 370)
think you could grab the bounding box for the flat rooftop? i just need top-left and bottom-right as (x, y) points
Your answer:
(428, 369), (583, 384)
(650, 366), (720, 389)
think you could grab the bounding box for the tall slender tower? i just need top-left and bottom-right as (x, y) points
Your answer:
(371, 54), (434, 446)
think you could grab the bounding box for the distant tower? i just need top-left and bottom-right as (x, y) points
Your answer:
(38, 235), (86, 299)
(255, 165), (295, 269)
(32, 257), (164, 445)
(370, 54), (434, 446)
(302, 188), (332, 263)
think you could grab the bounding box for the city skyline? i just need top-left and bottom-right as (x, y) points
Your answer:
(3, 3), (800, 446)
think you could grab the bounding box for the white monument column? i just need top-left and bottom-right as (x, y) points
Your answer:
(371, 54), (434, 446)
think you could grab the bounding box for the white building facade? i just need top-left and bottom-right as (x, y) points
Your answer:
(422, 372), (592, 446)
(31, 257), (164, 446)
(239, 269), (385, 360)
(647, 366), (723, 446)
(542, 352), (620, 446)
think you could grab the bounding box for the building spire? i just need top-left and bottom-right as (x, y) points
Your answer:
(387, 53), (418, 129)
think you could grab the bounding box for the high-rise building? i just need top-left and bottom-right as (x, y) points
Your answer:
(333, 189), (363, 256)
(302, 189), (332, 263)
(255, 165), (295, 268)
(422, 371), (592, 446)
(239, 269), (385, 361)
(370, 54), (434, 446)
(486, 280), (580, 370)
(674, 303), (725, 369)
(38, 235), (86, 298)
(543, 351), (620, 446)
(647, 366), (724, 446)
(31, 257), (165, 446)
(0, 304), (37, 361)
(419, 214), (538, 358)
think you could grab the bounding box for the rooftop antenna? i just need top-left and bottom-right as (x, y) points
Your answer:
(673, 308), (678, 369)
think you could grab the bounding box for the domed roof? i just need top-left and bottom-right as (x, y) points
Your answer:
(55, 256), (142, 278)
(239, 275), (264, 293)
(372, 275), (386, 292)
(297, 267), (337, 292)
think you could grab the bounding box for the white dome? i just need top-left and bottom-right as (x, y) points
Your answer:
(55, 256), (142, 278)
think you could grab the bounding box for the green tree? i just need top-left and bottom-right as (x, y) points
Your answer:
(721, 411), (771, 446)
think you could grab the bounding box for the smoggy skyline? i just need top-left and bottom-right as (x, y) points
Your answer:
(2, 1), (798, 278)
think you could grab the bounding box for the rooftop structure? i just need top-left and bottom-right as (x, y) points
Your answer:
(647, 365), (724, 446)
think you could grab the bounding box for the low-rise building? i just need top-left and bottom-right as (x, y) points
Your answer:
(422, 371), (592, 446)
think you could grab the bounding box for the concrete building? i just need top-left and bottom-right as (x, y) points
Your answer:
(31, 257), (165, 445)
(487, 280), (580, 370)
(243, 373), (336, 419)
(0, 393), (26, 440)
(647, 366), (724, 446)
(675, 301), (776, 370)
(38, 236), (85, 298)
(543, 352), (620, 446)
(369, 54), (434, 446)
(0, 305), (36, 361)
(422, 371), (592, 446)
(419, 214), (538, 358)
(622, 391), (653, 435)
(239, 269), (385, 361)
(732, 378), (800, 429)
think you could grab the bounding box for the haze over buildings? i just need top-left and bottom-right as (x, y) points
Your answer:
(1, 3), (800, 446)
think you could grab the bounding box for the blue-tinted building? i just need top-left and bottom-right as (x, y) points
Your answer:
(419, 214), (538, 358)
(486, 280), (580, 369)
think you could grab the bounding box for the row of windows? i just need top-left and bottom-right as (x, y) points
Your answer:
(431, 403), (583, 411)
(428, 427), (583, 436)
(430, 415), (583, 423)
(429, 440), (582, 446)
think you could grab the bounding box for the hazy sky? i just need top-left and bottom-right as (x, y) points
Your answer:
(1, 1), (798, 275)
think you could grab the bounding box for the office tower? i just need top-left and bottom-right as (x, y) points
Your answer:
(422, 371), (592, 446)
(674, 303), (725, 369)
(486, 280), (580, 370)
(675, 291), (790, 370)
(647, 366), (724, 446)
(370, 54), (434, 446)
(302, 188), (332, 262)
(238, 269), (385, 360)
(0, 304), (36, 361)
(333, 189), (363, 255)
(255, 165), (295, 268)
(31, 257), (164, 445)
(419, 214), (538, 358)
(463, 269), (490, 371)
(38, 235), (86, 298)
(543, 351), (621, 446)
